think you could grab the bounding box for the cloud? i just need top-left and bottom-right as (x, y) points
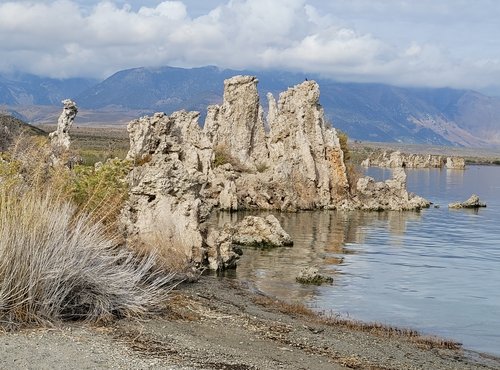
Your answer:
(0, 0), (500, 91)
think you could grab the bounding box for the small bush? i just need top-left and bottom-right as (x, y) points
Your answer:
(336, 131), (362, 193)
(213, 144), (232, 167)
(337, 130), (350, 162)
(346, 162), (362, 194)
(212, 144), (249, 172)
(78, 148), (129, 166)
(71, 159), (132, 225)
(256, 162), (269, 173)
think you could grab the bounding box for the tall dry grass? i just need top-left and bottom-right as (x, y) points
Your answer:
(0, 187), (175, 328)
(0, 136), (177, 328)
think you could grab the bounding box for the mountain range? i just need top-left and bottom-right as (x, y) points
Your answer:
(1, 66), (499, 147)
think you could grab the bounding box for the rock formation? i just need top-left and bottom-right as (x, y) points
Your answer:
(204, 77), (349, 212)
(230, 215), (293, 248)
(121, 76), (430, 270)
(449, 194), (486, 209)
(204, 76), (268, 166)
(49, 99), (78, 150)
(445, 156), (466, 170)
(296, 267), (333, 285)
(353, 168), (430, 211)
(266, 81), (349, 208)
(362, 150), (465, 169)
(205, 215), (293, 270)
(122, 111), (212, 268)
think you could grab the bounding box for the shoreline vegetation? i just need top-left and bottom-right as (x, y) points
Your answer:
(2, 88), (500, 368)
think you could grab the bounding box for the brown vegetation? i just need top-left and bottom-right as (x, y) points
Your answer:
(337, 131), (363, 193)
(0, 136), (177, 329)
(252, 295), (461, 350)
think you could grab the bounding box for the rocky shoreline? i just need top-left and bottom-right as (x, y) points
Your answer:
(1, 275), (499, 370)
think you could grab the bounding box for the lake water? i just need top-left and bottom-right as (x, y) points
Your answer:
(213, 165), (500, 356)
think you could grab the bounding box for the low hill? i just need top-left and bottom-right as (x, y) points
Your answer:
(0, 114), (46, 151)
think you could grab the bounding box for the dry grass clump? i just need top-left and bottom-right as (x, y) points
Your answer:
(212, 144), (249, 172)
(0, 187), (175, 328)
(134, 225), (199, 282)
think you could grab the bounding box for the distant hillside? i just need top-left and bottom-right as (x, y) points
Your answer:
(2, 67), (500, 147)
(0, 73), (98, 106)
(0, 114), (46, 151)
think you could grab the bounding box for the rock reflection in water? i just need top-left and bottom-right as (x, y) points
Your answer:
(210, 210), (422, 302)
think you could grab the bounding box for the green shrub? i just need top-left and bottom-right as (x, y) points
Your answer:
(338, 130), (350, 162)
(256, 162), (269, 173)
(78, 148), (129, 166)
(213, 144), (232, 167)
(71, 159), (132, 224)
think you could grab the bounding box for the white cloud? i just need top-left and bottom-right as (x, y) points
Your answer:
(0, 0), (500, 91)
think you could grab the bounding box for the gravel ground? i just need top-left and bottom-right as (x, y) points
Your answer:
(1, 276), (499, 370)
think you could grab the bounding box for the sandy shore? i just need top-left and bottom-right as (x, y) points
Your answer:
(1, 275), (499, 370)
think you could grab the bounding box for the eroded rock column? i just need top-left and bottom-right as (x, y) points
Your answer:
(49, 99), (78, 150)
(204, 76), (268, 167)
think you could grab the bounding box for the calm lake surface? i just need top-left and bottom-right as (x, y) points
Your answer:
(214, 165), (500, 356)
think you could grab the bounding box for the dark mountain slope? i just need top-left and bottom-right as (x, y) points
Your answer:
(2, 66), (499, 146)
(0, 114), (46, 151)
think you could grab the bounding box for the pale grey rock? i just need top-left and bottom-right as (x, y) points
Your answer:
(205, 77), (350, 212)
(445, 156), (466, 170)
(267, 80), (349, 209)
(122, 111), (212, 267)
(354, 168), (430, 211)
(204, 215), (292, 270)
(49, 99), (77, 150)
(204, 222), (242, 271)
(218, 180), (238, 211)
(296, 267), (333, 285)
(204, 75), (268, 167)
(449, 194), (486, 209)
(231, 215), (293, 248)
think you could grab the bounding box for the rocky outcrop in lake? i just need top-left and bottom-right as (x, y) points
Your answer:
(449, 194), (486, 209)
(205, 215), (293, 270)
(205, 76), (349, 211)
(353, 168), (430, 211)
(362, 150), (465, 170)
(121, 76), (430, 270)
(445, 156), (466, 169)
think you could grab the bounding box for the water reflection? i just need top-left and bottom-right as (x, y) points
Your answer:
(210, 209), (422, 301)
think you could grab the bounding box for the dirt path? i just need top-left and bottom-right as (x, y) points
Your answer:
(1, 276), (499, 369)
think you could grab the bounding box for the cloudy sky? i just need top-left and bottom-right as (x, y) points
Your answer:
(1, 0), (500, 93)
